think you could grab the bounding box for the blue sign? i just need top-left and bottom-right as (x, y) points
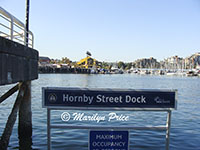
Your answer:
(42, 87), (177, 109)
(89, 130), (129, 150)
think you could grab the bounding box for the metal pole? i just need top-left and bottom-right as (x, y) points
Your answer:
(25, 0), (30, 46)
(166, 110), (171, 150)
(47, 108), (51, 150)
(10, 17), (13, 40)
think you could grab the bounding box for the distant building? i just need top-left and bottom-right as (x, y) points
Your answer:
(133, 57), (160, 68)
(186, 52), (200, 69)
(164, 56), (184, 70)
(39, 56), (51, 66)
(163, 53), (200, 70)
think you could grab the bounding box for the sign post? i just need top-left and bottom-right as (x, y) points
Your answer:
(42, 87), (177, 150)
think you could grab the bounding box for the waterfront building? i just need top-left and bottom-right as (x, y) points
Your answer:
(184, 53), (200, 69)
(133, 57), (160, 69)
(39, 56), (51, 66)
(164, 56), (184, 70)
(187, 52), (200, 69)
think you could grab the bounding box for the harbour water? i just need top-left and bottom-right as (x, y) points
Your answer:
(0, 74), (200, 150)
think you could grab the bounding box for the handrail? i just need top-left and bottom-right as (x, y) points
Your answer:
(0, 7), (34, 48)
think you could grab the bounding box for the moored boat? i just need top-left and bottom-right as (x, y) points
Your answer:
(186, 70), (198, 77)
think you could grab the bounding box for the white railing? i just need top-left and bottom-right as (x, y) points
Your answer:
(0, 7), (34, 48)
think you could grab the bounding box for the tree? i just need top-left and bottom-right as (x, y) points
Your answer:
(125, 63), (132, 70)
(118, 61), (125, 69)
(61, 57), (71, 64)
(102, 62), (109, 69)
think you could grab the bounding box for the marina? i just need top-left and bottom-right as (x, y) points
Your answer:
(38, 64), (200, 77)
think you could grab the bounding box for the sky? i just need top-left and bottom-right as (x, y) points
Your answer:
(1, 0), (200, 62)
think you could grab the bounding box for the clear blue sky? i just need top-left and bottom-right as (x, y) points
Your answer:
(1, 0), (200, 62)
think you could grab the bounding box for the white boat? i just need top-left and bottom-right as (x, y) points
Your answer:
(166, 71), (177, 76)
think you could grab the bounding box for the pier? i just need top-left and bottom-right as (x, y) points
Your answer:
(0, 6), (38, 150)
(0, 37), (38, 85)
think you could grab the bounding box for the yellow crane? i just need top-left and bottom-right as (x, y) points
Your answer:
(77, 52), (101, 69)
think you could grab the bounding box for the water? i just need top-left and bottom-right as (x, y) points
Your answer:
(0, 74), (200, 150)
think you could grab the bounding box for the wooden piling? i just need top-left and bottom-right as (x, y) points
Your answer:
(18, 81), (32, 149)
(0, 84), (19, 104)
(0, 83), (24, 150)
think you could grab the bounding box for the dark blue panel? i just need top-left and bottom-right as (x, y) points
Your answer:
(43, 88), (177, 109)
(90, 130), (129, 150)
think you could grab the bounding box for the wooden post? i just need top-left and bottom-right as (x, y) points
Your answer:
(0, 83), (24, 150)
(0, 84), (19, 104)
(18, 81), (32, 149)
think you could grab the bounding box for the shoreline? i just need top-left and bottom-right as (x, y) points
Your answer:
(38, 66), (200, 77)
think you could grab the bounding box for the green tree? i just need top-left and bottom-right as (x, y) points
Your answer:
(102, 62), (109, 69)
(125, 63), (132, 70)
(118, 61), (125, 69)
(61, 57), (71, 64)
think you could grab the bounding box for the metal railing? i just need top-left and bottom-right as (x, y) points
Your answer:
(0, 7), (34, 48)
